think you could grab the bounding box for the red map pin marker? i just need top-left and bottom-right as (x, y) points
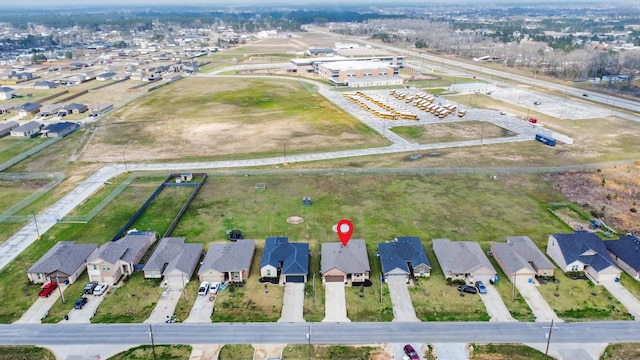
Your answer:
(337, 219), (353, 246)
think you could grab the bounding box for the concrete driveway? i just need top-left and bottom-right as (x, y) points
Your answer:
(432, 343), (468, 360)
(63, 293), (107, 324)
(278, 282), (305, 323)
(322, 282), (350, 322)
(144, 286), (184, 323)
(391, 342), (424, 360)
(601, 281), (640, 320)
(189, 344), (222, 360)
(14, 287), (63, 324)
(477, 283), (516, 322)
(515, 279), (562, 322)
(387, 282), (420, 322)
(184, 292), (215, 323)
(253, 344), (285, 360)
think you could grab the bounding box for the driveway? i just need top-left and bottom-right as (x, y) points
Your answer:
(391, 342), (424, 360)
(477, 283), (516, 322)
(253, 344), (285, 360)
(144, 286), (184, 323)
(387, 282), (420, 322)
(601, 281), (640, 320)
(184, 292), (215, 323)
(515, 279), (562, 322)
(14, 287), (63, 324)
(63, 293), (107, 324)
(432, 343), (468, 360)
(189, 344), (222, 360)
(322, 282), (350, 322)
(278, 282), (305, 323)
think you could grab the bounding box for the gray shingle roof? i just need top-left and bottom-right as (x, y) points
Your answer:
(12, 120), (41, 132)
(605, 234), (640, 271)
(89, 231), (155, 265)
(321, 239), (370, 275)
(142, 237), (202, 276)
(28, 241), (98, 276)
(432, 238), (495, 276)
(378, 236), (430, 275)
(491, 236), (555, 274)
(552, 231), (617, 271)
(199, 240), (256, 275)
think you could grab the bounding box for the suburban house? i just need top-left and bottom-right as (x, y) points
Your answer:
(491, 236), (555, 283)
(378, 236), (431, 283)
(260, 237), (309, 283)
(546, 231), (621, 283)
(27, 241), (98, 284)
(0, 86), (15, 100)
(42, 122), (79, 138)
(59, 103), (88, 116)
(0, 121), (18, 138)
(0, 103), (15, 115)
(17, 102), (41, 117)
(605, 234), (640, 280)
(39, 103), (63, 117)
(142, 237), (202, 285)
(90, 103), (114, 117)
(198, 240), (256, 283)
(432, 238), (496, 283)
(96, 72), (116, 81)
(10, 120), (43, 138)
(87, 231), (157, 284)
(33, 81), (58, 89)
(320, 239), (371, 284)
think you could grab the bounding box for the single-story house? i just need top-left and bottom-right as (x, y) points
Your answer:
(605, 234), (640, 280)
(96, 72), (116, 81)
(260, 237), (309, 283)
(0, 103), (15, 114)
(491, 236), (555, 283)
(10, 120), (43, 137)
(39, 103), (63, 117)
(33, 81), (58, 89)
(198, 239), (256, 283)
(27, 241), (98, 284)
(546, 231), (621, 283)
(142, 237), (202, 284)
(58, 103), (88, 116)
(42, 121), (79, 138)
(432, 238), (496, 283)
(378, 236), (431, 283)
(87, 231), (157, 285)
(321, 239), (370, 284)
(17, 102), (41, 117)
(89, 103), (114, 117)
(0, 86), (16, 100)
(0, 121), (19, 138)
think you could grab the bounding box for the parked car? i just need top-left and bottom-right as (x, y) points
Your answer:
(93, 283), (109, 296)
(458, 285), (478, 294)
(475, 281), (487, 294)
(198, 281), (210, 296)
(74, 297), (88, 309)
(500, 111), (506, 115)
(38, 282), (58, 297)
(83, 281), (98, 295)
(403, 344), (419, 360)
(529, 117), (537, 123)
(533, 101), (541, 105)
(582, 93), (589, 97)
(210, 282), (220, 294)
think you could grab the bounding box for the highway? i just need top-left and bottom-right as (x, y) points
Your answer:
(2, 321), (640, 346)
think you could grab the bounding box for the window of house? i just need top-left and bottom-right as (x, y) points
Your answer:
(37, 273), (41, 279)
(93, 265), (97, 270)
(102, 265), (111, 271)
(571, 264), (579, 271)
(267, 269), (271, 276)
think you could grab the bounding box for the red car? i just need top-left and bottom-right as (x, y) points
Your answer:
(404, 344), (419, 360)
(38, 282), (58, 297)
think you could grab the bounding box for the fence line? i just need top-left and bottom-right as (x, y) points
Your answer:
(0, 173), (66, 223)
(0, 137), (63, 172)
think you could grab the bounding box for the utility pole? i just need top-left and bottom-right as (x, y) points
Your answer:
(122, 151), (128, 174)
(55, 275), (65, 303)
(149, 324), (158, 360)
(283, 141), (287, 166)
(31, 211), (41, 240)
(544, 319), (555, 359)
(306, 324), (312, 360)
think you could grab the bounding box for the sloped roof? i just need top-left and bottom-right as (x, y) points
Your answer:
(491, 236), (555, 274)
(142, 237), (202, 276)
(552, 231), (618, 271)
(321, 239), (370, 275)
(18, 102), (41, 112)
(28, 241), (98, 276)
(378, 236), (430, 275)
(89, 231), (156, 265)
(260, 237), (309, 275)
(34, 81), (57, 88)
(199, 240), (256, 274)
(0, 121), (18, 132)
(63, 103), (88, 111)
(12, 120), (41, 132)
(43, 121), (78, 133)
(432, 238), (495, 275)
(0, 86), (14, 93)
(605, 234), (640, 271)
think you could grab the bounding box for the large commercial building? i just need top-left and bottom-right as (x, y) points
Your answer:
(317, 60), (402, 87)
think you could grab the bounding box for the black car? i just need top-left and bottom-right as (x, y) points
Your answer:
(533, 101), (541, 105)
(83, 281), (98, 295)
(74, 297), (88, 309)
(458, 285), (478, 294)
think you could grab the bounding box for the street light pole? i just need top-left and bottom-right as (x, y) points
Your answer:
(544, 319), (555, 359)
(31, 211), (41, 240)
(122, 151), (128, 174)
(149, 324), (158, 360)
(55, 274), (65, 303)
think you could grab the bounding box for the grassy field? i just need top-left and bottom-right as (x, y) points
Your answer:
(601, 343), (640, 360)
(0, 346), (56, 360)
(469, 343), (548, 360)
(92, 272), (164, 323)
(0, 137), (48, 164)
(108, 344), (192, 360)
(218, 344), (254, 360)
(390, 121), (509, 144)
(282, 344), (383, 359)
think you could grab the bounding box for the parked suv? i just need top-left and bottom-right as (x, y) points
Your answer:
(38, 282), (58, 297)
(458, 285), (478, 294)
(83, 281), (98, 295)
(74, 297), (88, 309)
(198, 281), (210, 296)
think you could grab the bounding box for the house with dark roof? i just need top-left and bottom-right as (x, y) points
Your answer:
(96, 72), (116, 81)
(10, 120), (42, 137)
(378, 236), (430, 283)
(0, 121), (18, 138)
(59, 103), (88, 116)
(39, 103), (63, 117)
(199, 240), (256, 283)
(432, 238), (496, 282)
(87, 231), (157, 284)
(142, 237), (202, 284)
(0, 103), (15, 115)
(260, 237), (309, 284)
(605, 234), (640, 280)
(27, 241), (98, 284)
(34, 81), (58, 89)
(0, 86), (16, 100)
(321, 239), (370, 285)
(546, 231), (621, 283)
(491, 236), (555, 283)
(42, 121), (79, 138)
(17, 102), (41, 117)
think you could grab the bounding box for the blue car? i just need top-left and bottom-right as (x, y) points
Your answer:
(475, 281), (487, 294)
